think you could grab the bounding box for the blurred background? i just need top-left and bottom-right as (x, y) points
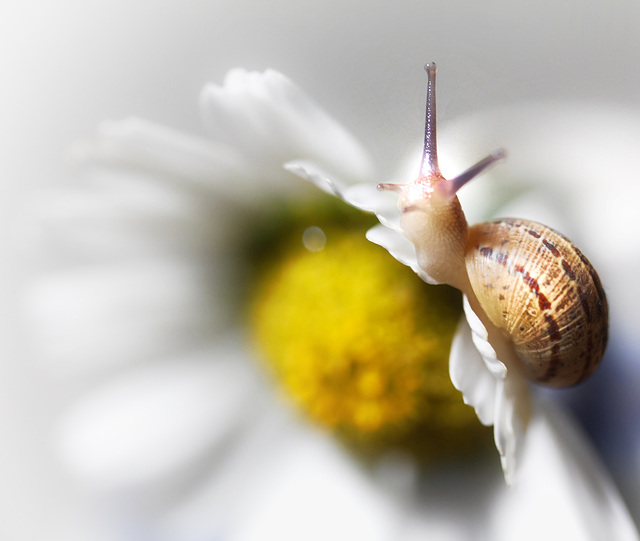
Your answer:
(2, 1), (640, 539)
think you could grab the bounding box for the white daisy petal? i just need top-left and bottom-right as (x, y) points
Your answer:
(31, 183), (215, 264)
(73, 118), (253, 198)
(73, 117), (316, 215)
(260, 69), (374, 180)
(27, 259), (225, 375)
(449, 317), (497, 426)
(284, 162), (403, 232)
(200, 77), (285, 171)
(232, 431), (398, 541)
(201, 69), (374, 184)
(166, 413), (461, 541)
(55, 338), (262, 490)
(461, 296), (530, 485)
(364, 225), (427, 279)
(462, 296), (507, 379)
(200, 69), (273, 153)
(491, 401), (640, 541)
(493, 375), (528, 487)
(284, 159), (345, 198)
(341, 182), (402, 231)
(161, 402), (305, 540)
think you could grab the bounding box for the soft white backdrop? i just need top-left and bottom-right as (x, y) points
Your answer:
(2, 1), (640, 539)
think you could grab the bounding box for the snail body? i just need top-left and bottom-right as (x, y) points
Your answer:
(379, 63), (608, 387)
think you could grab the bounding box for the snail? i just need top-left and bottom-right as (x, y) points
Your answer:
(379, 63), (608, 387)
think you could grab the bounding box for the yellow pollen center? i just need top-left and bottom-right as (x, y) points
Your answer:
(250, 226), (489, 456)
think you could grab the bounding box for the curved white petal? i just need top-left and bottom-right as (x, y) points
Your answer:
(284, 162), (403, 231)
(461, 296), (529, 485)
(201, 68), (375, 184)
(231, 433), (400, 541)
(160, 402), (306, 540)
(166, 416), (480, 541)
(449, 316), (497, 426)
(55, 338), (263, 490)
(364, 224), (429, 280)
(71, 69), (380, 216)
(29, 181), (220, 264)
(284, 160), (345, 198)
(490, 400), (640, 541)
(493, 375), (528, 487)
(462, 296), (507, 380)
(341, 182), (402, 231)
(27, 259), (226, 376)
(162, 411), (410, 541)
(72, 118), (256, 201)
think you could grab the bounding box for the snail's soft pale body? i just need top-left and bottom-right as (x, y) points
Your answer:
(380, 63), (608, 387)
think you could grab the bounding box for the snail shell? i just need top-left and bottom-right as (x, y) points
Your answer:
(466, 219), (608, 386)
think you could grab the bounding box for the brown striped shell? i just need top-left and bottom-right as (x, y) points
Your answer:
(466, 218), (608, 387)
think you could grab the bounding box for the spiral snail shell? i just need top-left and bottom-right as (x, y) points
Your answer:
(379, 63), (608, 387)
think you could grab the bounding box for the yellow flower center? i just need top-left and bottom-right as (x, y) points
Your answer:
(248, 200), (490, 458)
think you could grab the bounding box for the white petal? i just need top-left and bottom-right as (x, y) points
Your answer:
(448, 316), (497, 426)
(199, 70), (279, 163)
(284, 164), (403, 232)
(342, 182), (402, 231)
(29, 182), (217, 264)
(231, 431), (398, 541)
(462, 296), (506, 379)
(164, 417), (477, 541)
(461, 296), (530, 485)
(160, 402), (306, 539)
(493, 375), (529, 487)
(55, 338), (262, 490)
(164, 414), (417, 541)
(27, 259), (225, 376)
(364, 224), (439, 283)
(201, 69), (375, 184)
(490, 401), (640, 541)
(74, 117), (310, 213)
(379, 453), (502, 541)
(73, 118), (256, 201)
(284, 160), (345, 197)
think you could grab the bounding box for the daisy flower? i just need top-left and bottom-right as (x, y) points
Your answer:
(28, 67), (639, 540)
